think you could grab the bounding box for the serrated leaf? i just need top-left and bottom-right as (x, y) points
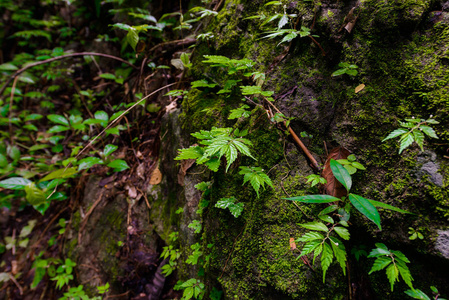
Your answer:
(0, 177), (32, 189)
(420, 125), (438, 139)
(299, 240), (320, 257)
(330, 236), (347, 275)
(399, 133), (414, 154)
(369, 256), (391, 274)
(404, 289), (431, 300)
(321, 242), (334, 282)
(330, 159), (352, 192)
(175, 146), (204, 160)
(205, 157), (220, 172)
(382, 128), (408, 142)
(284, 194), (341, 203)
(297, 231), (324, 242)
(349, 194), (381, 230)
(278, 32), (297, 45)
(397, 260), (413, 289)
(333, 226), (350, 240)
(41, 167), (77, 181)
(107, 159), (130, 172)
(300, 221), (328, 232)
(386, 263), (399, 291)
(413, 129), (424, 151)
(48, 114), (69, 126)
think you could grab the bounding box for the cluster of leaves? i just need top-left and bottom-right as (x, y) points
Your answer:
(286, 159), (413, 289)
(405, 286), (446, 300)
(382, 117), (439, 154)
(332, 62), (358, 77)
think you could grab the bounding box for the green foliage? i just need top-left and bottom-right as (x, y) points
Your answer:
(297, 221), (349, 282)
(408, 227), (424, 240)
(174, 278), (205, 300)
(335, 154), (365, 175)
(305, 174), (327, 187)
(239, 166), (274, 198)
(405, 286), (446, 300)
(368, 243), (413, 291)
(332, 62), (358, 77)
(215, 197), (244, 218)
(382, 117), (439, 154)
(188, 220), (202, 234)
(228, 105), (251, 120)
(175, 127), (256, 172)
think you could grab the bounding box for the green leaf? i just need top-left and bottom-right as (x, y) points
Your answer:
(330, 159), (352, 192)
(48, 125), (70, 133)
(77, 157), (103, 171)
(240, 85), (262, 95)
(386, 263), (399, 291)
(215, 197), (244, 218)
(333, 226), (350, 240)
(368, 199), (411, 214)
(31, 267), (47, 288)
(404, 289), (431, 300)
(332, 68), (347, 77)
(321, 242), (334, 282)
(25, 183), (47, 205)
(368, 243), (391, 257)
(0, 177), (32, 189)
(299, 240), (320, 257)
(278, 32), (297, 45)
(369, 256), (391, 274)
(349, 194), (381, 230)
(107, 159), (130, 172)
(319, 205), (338, 215)
(399, 133), (414, 154)
(351, 162), (366, 170)
(41, 167), (77, 181)
(0, 63), (18, 71)
(24, 114), (43, 121)
(126, 29), (139, 51)
(191, 79), (217, 88)
(278, 14), (288, 29)
(318, 214), (334, 224)
(397, 260), (414, 289)
(382, 128), (408, 142)
(95, 110), (109, 122)
(183, 286), (194, 300)
(99, 73), (116, 80)
(300, 221), (328, 232)
(413, 130), (425, 151)
(7, 145), (20, 161)
(103, 144), (118, 157)
(48, 114), (69, 126)
(297, 232), (324, 242)
(346, 69), (358, 76)
(420, 125), (438, 139)
(176, 146), (204, 160)
(330, 236), (347, 275)
(0, 153), (7, 168)
(284, 194), (340, 203)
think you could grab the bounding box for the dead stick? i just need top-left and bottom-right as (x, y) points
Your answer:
(264, 99), (320, 171)
(0, 52), (138, 97)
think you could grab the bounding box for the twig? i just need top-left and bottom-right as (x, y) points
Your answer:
(78, 193), (104, 244)
(0, 52), (138, 97)
(264, 99), (320, 171)
(8, 273), (23, 295)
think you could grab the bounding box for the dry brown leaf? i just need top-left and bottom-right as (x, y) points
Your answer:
(136, 163), (146, 180)
(289, 238), (297, 251)
(177, 158), (196, 186)
(150, 167), (162, 185)
(322, 146), (350, 198)
(355, 83), (365, 93)
(127, 185), (138, 198)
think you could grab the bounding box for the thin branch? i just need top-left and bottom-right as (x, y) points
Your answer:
(0, 52), (138, 97)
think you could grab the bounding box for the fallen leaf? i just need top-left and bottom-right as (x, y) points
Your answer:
(322, 147), (350, 198)
(289, 238), (296, 250)
(137, 163), (146, 180)
(355, 83), (365, 93)
(150, 167), (162, 185)
(178, 158), (196, 186)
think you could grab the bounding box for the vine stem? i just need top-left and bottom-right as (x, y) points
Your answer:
(0, 52), (138, 98)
